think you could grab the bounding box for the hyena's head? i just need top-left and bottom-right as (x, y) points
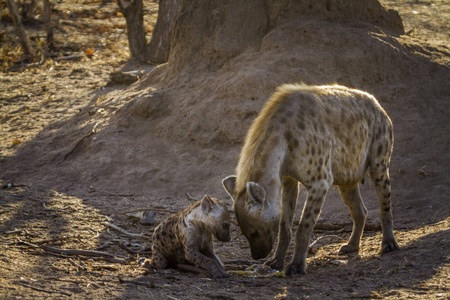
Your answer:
(222, 176), (278, 259)
(201, 195), (231, 242)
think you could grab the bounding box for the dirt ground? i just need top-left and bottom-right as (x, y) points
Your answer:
(0, 0), (449, 299)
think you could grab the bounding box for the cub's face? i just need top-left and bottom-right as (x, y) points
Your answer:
(209, 199), (231, 242)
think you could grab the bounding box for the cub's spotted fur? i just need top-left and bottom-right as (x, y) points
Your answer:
(143, 195), (230, 278)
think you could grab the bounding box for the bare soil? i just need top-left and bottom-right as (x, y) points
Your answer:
(0, 1), (449, 299)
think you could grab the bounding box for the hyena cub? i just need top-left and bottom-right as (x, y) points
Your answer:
(143, 195), (231, 278)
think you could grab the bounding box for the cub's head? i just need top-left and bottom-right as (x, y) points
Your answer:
(222, 176), (278, 259)
(200, 195), (231, 242)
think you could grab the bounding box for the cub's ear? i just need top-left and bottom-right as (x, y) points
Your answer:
(246, 182), (266, 205)
(201, 194), (213, 212)
(222, 175), (237, 200)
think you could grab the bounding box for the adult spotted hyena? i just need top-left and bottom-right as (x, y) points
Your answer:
(223, 83), (399, 275)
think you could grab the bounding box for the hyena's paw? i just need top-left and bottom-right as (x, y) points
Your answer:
(381, 239), (399, 253)
(338, 243), (359, 255)
(141, 259), (152, 268)
(264, 257), (284, 270)
(209, 263), (229, 279)
(284, 261), (306, 276)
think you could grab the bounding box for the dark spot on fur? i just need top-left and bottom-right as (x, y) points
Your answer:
(281, 117), (287, 124)
(377, 145), (383, 156)
(286, 111), (294, 118)
(384, 207), (390, 212)
(304, 212), (311, 219)
(314, 208), (320, 214)
(311, 176), (316, 181)
(311, 146), (315, 156)
(297, 121), (305, 130)
(317, 174), (322, 180)
(285, 131), (293, 142)
(304, 223), (310, 229)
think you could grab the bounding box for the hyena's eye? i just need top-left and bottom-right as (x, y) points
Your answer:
(222, 222), (229, 230)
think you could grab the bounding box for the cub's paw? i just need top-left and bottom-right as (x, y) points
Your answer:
(284, 261), (306, 276)
(264, 257), (284, 270)
(212, 269), (229, 279)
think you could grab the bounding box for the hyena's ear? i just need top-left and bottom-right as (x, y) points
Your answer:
(247, 182), (266, 205)
(222, 176), (237, 200)
(201, 195), (213, 212)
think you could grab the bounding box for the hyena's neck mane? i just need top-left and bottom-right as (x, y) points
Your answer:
(236, 84), (314, 194)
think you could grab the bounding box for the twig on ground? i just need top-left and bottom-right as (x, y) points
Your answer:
(5, 229), (22, 235)
(56, 54), (84, 61)
(112, 208), (177, 216)
(103, 222), (145, 238)
(104, 190), (137, 197)
(16, 281), (72, 296)
(177, 264), (207, 275)
(117, 241), (141, 254)
(34, 235), (77, 245)
(27, 197), (69, 213)
(223, 259), (262, 266)
(39, 244), (127, 264)
(94, 241), (112, 251)
(68, 258), (87, 271)
(186, 192), (199, 201)
(308, 235), (344, 249)
(63, 122), (98, 160)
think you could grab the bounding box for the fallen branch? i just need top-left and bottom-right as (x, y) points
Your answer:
(112, 208), (178, 216)
(223, 259), (262, 266)
(64, 122), (98, 160)
(177, 264), (207, 275)
(56, 54), (84, 61)
(103, 222), (145, 238)
(40, 245), (127, 260)
(117, 241), (142, 254)
(104, 190), (137, 197)
(186, 192), (199, 201)
(16, 281), (71, 297)
(68, 258), (87, 271)
(27, 197), (69, 213)
(308, 235), (344, 249)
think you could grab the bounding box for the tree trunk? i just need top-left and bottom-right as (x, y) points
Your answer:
(146, 0), (180, 64)
(43, 0), (54, 51)
(117, 0), (147, 61)
(5, 0), (34, 57)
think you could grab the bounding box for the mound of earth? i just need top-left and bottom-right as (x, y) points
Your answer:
(1, 0), (449, 229)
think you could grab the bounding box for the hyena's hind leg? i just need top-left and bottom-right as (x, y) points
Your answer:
(338, 183), (368, 254)
(370, 161), (399, 253)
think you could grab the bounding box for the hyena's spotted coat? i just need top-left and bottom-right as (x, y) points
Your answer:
(223, 83), (399, 275)
(143, 195), (231, 278)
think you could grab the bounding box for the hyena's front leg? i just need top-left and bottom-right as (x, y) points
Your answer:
(202, 238), (225, 271)
(143, 247), (168, 270)
(265, 176), (299, 270)
(184, 234), (228, 278)
(285, 183), (329, 275)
